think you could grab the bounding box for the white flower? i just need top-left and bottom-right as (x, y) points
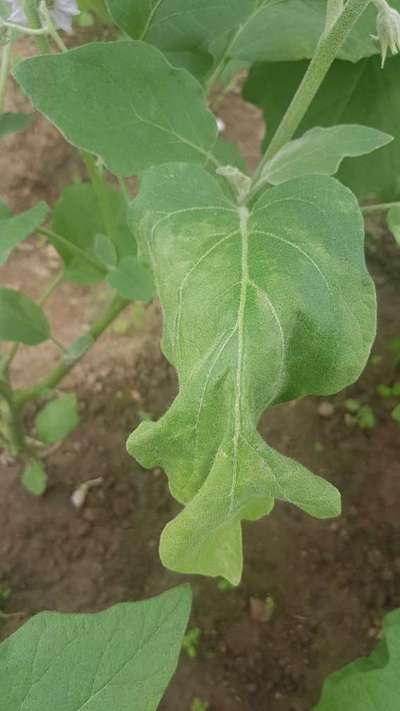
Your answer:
(6, 0), (79, 32)
(373, 0), (400, 66)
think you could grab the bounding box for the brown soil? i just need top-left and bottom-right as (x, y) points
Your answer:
(1, 40), (400, 711)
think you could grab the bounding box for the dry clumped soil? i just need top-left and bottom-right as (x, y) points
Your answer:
(1, 40), (400, 711)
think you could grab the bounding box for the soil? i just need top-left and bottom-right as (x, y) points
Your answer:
(1, 37), (400, 711)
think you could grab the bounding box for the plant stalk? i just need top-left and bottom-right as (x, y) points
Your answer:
(0, 381), (27, 455)
(14, 294), (129, 406)
(362, 201), (400, 214)
(251, 0), (372, 194)
(325, 0), (345, 32)
(22, 0), (50, 53)
(0, 41), (11, 113)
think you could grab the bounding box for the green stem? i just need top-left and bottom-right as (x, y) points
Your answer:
(362, 201), (400, 214)
(251, 0), (372, 194)
(325, 0), (344, 32)
(118, 175), (130, 205)
(14, 294), (129, 406)
(22, 0), (50, 53)
(0, 41), (11, 113)
(38, 0), (67, 51)
(0, 381), (27, 455)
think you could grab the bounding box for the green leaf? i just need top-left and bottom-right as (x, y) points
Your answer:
(105, 0), (394, 80)
(392, 403), (400, 424)
(213, 138), (246, 172)
(94, 233), (117, 267)
(0, 201), (48, 265)
(107, 256), (155, 302)
(0, 584), (192, 711)
(387, 205), (400, 246)
(0, 112), (34, 139)
(220, 0), (399, 65)
(313, 609), (400, 710)
(14, 41), (218, 177)
(243, 55), (400, 200)
(127, 164), (376, 584)
(106, 0), (252, 77)
(356, 405), (376, 429)
(21, 460), (47, 496)
(50, 183), (132, 283)
(261, 125), (392, 186)
(0, 288), (50, 345)
(35, 394), (79, 445)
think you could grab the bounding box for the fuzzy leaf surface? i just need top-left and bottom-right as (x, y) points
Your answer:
(243, 55), (400, 200)
(313, 609), (400, 710)
(0, 201), (48, 265)
(106, 0), (252, 76)
(262, 125), (393, 186)
(14, 41), (218, 177)
(106, 0), (396, 75)
(127, 164), (376, 584)
(0, 585), (191, 711)
(0, 288), (50, 345)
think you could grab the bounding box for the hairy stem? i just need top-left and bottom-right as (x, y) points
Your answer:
(251, 0), (372, 194)
(0, 381), (27, 455)
(325, 0), (345, 32)
(22, 0), (50, 53)
(14, 294), (129, 406)
(0, 41), (11, 113)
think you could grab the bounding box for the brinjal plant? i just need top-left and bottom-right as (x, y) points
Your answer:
(0, 0), (400, 583)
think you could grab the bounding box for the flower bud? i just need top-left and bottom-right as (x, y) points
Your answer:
(375, 2), (400, 67)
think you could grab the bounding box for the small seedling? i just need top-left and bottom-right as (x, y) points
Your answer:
(191, 699), (209, 711)
(182, 627), (201, 659)
(357, 405), (377, 430)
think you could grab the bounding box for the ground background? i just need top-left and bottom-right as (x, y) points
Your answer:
(1, 33), (400, 711)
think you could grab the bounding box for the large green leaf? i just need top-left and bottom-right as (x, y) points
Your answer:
(106, 0), (393, 78)
(261, 125), (392, 186)
(0, 201), (48, 265)
(313, 609), (400, 710)
(0, 585), (191, 711)
(14, 41), (218, 177)
(127, 163), (376, 584)
(106, 0), (252, 77)
(51, 183), (133, 283)
(219, 0), (398, 65)
(243, 54), (400, 200)
(0, 288), (50, 345)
